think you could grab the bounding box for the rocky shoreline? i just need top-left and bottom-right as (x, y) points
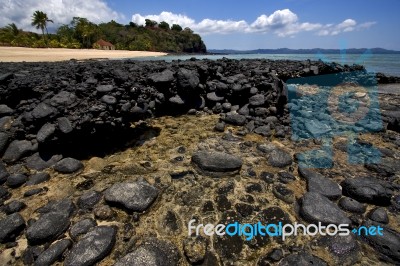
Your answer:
(0, 58), (399, 265)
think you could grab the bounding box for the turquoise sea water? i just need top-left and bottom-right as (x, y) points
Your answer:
(132, 53), (400, 77)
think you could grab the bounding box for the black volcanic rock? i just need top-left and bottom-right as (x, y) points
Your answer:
(35, 239), (72, 266)
(0, 213), (25, 243)
(223, 113), (246, 126)
(32, 103), (56, 119)
(341, 177), (393, 206)
(3, 140), (35, 163)
(26, 212), (70, 245)
(177, 68), (199, 91)
(148, 69), (175, 85)
(298, 167), (341, 200)
(104, 180), (159, 212)
(64, 226), (116, 266)
(192, 150), (242, 176)
(54, 158), (83, 173)
(300, 192), (351, 225)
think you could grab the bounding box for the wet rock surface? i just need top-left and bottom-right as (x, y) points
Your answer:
(0, 59), (398, 265)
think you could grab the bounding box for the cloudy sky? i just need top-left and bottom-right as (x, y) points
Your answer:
(1, 0), (399, 50)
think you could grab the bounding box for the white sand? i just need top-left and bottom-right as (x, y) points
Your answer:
(0, 47), (168, 62)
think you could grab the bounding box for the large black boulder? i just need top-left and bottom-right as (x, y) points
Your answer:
(64, 226), (117, 266)
(341, 177), (393, 206)
(192, 150), (242, 176)
(104, 180), (159, 212)
(300, 192), (351, 225)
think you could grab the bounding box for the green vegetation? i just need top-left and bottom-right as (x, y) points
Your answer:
(0, 11), (207, 53)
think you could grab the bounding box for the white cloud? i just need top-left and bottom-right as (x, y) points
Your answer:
(317, 18), (376, 36)
(132, 10), (376, 37)
(0, 0), (124, 32)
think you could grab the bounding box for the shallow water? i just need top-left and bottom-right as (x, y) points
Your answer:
(131, 53), (400, 77)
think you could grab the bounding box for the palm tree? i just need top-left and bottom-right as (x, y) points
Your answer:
(31, 10), (53, 43)
(5, 23), (20, 36)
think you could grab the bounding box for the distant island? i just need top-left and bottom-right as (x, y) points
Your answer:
(0, 10), (206, 53)
(209, 48), (400, 54)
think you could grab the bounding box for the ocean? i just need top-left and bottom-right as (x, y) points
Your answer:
(132, 53), (400, 77)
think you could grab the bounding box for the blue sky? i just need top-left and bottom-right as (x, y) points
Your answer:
(1, 0), (399, 50)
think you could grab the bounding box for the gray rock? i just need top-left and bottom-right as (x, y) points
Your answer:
(341, 177), (393, 206)
(6, 173), (27, 188)
(268, 149), (292, 168)
(26, 172), (50, 186)
(50, 91), (77, 107)
(3, 200), (26, 214)
(368, 207), (389, 224)
(238, 104), (250, 116)
(34, 239), (72, 266)
(298, 167), (341, 200)
(57, 117), (73, 133)
(64, 226), (116, 266)
(177, 68), (199, 91)
(3, 140), (35, 163)
(0, 160), (9, 184)
(249, 94), (265, 106)
(77, 190), (102, 210)
(104, 180), (159, 212)
(37, 123), (56, 143)
(207, 92), (224, 102)
(362, 220), (400, 263)
(0, 213), (25, 243)
(54, 158), (83, 173)
(214, 122), (225, 132)
(0, 104), (13, 116)
(0, 116), (12, 130)
(223, 113), (246, 126)
(101, 95), (117, 105)
(0, 186), (11, 200)
(0, 132), (9, 154)
(115, 238), (179, 266)
(192, 151), (242, 176)
(96, 84), (114, 92)
(338, 197), (366, 213)
(36, 198), (74, 215)
(300, 192), (351, 225)
(169, 95), (185, 105)
(26, 212), (70, 245)
(70, 218), (97, 241)
(148, 69), (174, 84)
(279, 252), (327, 266)
(254, 125), (272, 137)
(25, 153), (62, 171)
(32, 103), (56, 119)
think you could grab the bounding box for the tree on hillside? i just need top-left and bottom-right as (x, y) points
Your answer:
(71, 17), (98, 48)
(159, 21), (170, 30)
(31, 10), (53, 44)
(145, 19), (158, 28)
(0, 23), (21, 45)
(171, 24), (182, 32)
(5, 23), (20, 36)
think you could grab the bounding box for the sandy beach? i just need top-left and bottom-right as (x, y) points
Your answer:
(0, 47), (168, 62)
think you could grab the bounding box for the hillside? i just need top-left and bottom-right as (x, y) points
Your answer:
(0, 18), (207, 53)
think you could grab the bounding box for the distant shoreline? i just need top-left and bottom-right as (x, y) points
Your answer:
(0, 47), (168, 62)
